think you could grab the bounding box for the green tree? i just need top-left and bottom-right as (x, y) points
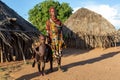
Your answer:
(28, 0), (73, 34)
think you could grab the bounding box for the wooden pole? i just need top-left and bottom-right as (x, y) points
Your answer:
(0, 47), (3, 63)
(18, 40), (26, 64)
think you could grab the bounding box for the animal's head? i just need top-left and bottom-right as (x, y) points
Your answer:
(39, 35), (45, 44)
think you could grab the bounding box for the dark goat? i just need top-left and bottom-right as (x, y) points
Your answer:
(32, 35), (63, 76)
(32, 35), (53, 76)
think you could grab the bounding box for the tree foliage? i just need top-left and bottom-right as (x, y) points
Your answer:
(28, 0), (73, 34)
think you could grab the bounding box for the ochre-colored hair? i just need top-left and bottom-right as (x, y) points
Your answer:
(49, 6), (55, 12)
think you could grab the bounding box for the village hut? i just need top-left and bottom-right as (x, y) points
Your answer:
(116, 29), (120, 44)
(0, 1), (40, 63)
(63, 8), (116, 49)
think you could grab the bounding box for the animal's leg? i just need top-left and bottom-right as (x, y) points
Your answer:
(32, 54), (39, 67)
(49, 58), (53, 72)
(41, 61), (45, 76)
(38, 62), (41, 72)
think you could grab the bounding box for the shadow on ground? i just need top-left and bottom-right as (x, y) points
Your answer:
(62, 51), (120, 72)
(16, 67), (60, 80)
(16, 72), (40, 80)
(16, 51), (120, 79)
(63, 48), (91, 57)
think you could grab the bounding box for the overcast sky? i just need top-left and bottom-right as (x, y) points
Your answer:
(1, 0), (120, 30)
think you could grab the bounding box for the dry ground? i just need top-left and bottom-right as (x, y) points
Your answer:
(0, 46), (120, 80)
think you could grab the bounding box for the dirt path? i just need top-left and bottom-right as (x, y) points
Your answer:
(1, 46), (120, 80)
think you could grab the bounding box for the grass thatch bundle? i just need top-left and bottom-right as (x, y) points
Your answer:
(116, 30), (120, 43)
(0, 1), (40, 63)
(63, 8), (117, 49)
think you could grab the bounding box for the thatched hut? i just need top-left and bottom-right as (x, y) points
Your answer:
(0, 1), (40, 63)
(116, 29), (120, 43)
(63, 8), (116, 49)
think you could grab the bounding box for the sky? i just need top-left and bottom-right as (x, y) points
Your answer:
(1, 0), (120, 30)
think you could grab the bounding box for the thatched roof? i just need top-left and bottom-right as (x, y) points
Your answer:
(64, 8), (116, 35)
(0, 1), (40, 62)
(0, 1), (40, 45)
(0, 1), (39, 32)
(63, 8), (117, 49)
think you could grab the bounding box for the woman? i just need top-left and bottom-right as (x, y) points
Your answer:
(46, 7), (64, 57)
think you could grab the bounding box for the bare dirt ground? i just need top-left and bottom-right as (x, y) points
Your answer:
(0, 46), (120, 80)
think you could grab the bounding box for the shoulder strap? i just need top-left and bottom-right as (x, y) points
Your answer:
(49, 18), (60, 27)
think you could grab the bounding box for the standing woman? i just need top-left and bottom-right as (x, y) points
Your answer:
(46, 7), (64, 58)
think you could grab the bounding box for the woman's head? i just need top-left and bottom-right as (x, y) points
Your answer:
(49, 7), (57, 19)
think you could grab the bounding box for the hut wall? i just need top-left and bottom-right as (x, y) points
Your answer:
(63, 31), (116, 49)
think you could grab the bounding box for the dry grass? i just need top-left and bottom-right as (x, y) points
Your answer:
(64, 8), (116, 35)
(63, 8), (117, 49)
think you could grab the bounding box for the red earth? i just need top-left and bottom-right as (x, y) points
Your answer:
(0, 46), (120, 80)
